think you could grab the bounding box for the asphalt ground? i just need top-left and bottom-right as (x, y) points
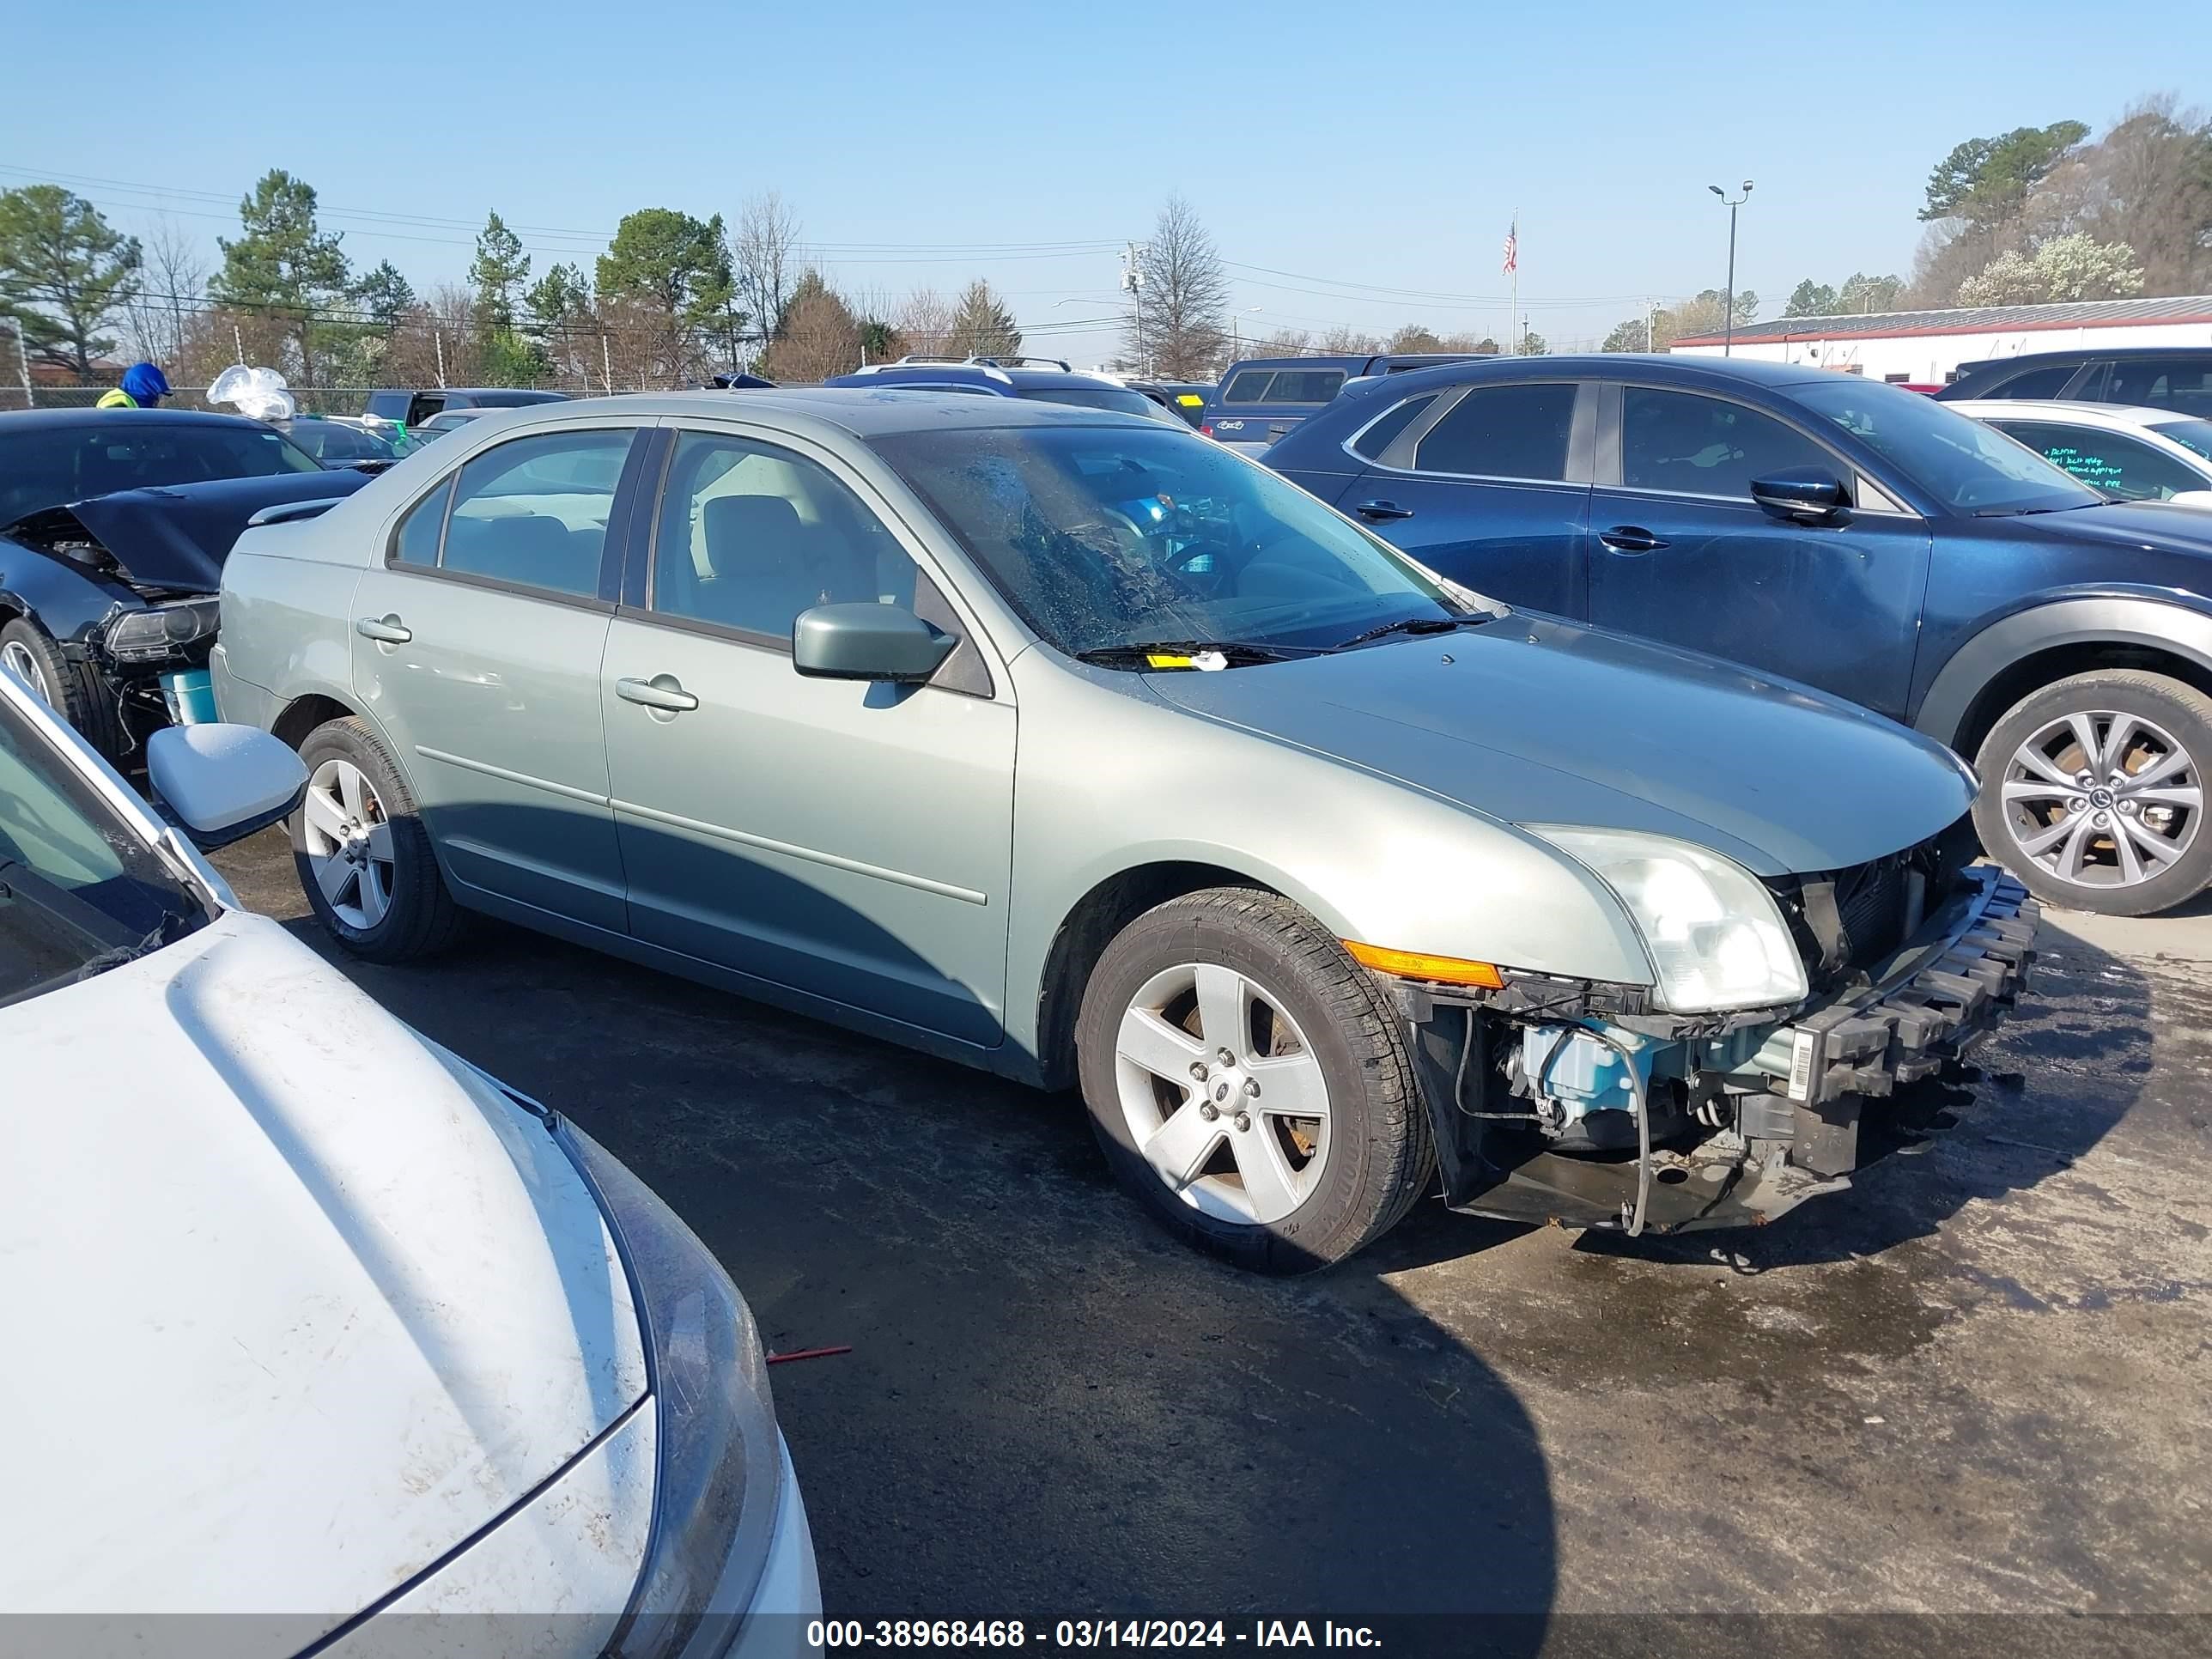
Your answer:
(213, 831), (2212, 1658)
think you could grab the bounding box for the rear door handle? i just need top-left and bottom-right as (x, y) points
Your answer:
(1354, 501), (1416, 521)
(617, 675), (699, 714)
(355, 615), (412, 644)
(1598, 526), (1669, 553)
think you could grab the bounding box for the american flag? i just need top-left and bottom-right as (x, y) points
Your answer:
(1502, 221), (1518, 276)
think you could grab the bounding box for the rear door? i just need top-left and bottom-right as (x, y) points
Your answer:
(1585, 381), (1932, 719)
(599, 422), (1016, 1048)
(349, 422), (647, 933)
(2102, 356), (2212, 417)
(1333, 379), (1594, 617)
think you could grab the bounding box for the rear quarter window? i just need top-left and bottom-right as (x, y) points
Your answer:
(1266, 370), (1346, 404)
(1221, 370), (1274, 404)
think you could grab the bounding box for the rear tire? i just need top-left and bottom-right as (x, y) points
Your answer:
(292, 716), (465, 961)
(1972, 669), (2212, 917)
(1, 616), (125, 762)
(1075, 887), (1433, 1273)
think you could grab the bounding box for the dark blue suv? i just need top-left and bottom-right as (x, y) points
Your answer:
(1267, 355), (2212, 917)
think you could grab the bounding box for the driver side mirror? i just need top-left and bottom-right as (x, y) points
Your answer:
(145, 724), (308, 851)
(1750, 468), (1850, 523)
(792, 603), (957, 684)
(1742, 469), (1849, 520)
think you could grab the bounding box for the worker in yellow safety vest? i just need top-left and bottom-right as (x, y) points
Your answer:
(95, 362), (172, 410)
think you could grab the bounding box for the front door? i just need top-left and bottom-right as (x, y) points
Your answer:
(1585, 383), (1933, 720)
(1333, 379), (1594, 617)
(600, 425), (1016, 1048)
(350, 423), (641, 933)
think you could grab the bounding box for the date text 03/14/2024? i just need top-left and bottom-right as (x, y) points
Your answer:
(809, 1620), (1384, 1649)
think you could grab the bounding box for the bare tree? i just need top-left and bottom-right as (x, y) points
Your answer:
(126, 216), (206, 368)
(732, 191), (802, 362)
(895, 288), (954, 357)
(1133, 197), (1230, 378)
(1317, 325), (1382, 354)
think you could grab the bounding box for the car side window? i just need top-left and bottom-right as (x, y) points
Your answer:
(1351, 395), (1437, 460)
(1267, 370), (1346, 404)
(1986, 363), (2078, 399)
(648, 431), (916, 642)
(437, 428), (634, 599)
(1221, 370), (1273, 404)
(1996, 421), (2208, 502)
(391, 477), (453, 567)
(1621, 387), (1835, 500)
(2106, 358), (2212, 414)
(1413, 383), (1576, 480)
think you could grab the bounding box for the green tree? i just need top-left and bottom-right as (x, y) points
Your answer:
(1783, 279), (1838, 318)
(1601, 317), (1650, 351)
(1835, 271), (1905, 313)
(210, 170), (350, 383)
(350, 260), (416, 330)
(1516, 331), (1549, 356)
(469, 210), (531, 331)
(1922, 121), (2091, 227)
(0, 185), (143, 383)
(595, 208), (732, 382)
(947, 279), (1021, 358)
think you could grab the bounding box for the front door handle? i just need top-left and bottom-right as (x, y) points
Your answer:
(355, 615), (412, 644)
(617, 675), (699, 714)
(1355, 501), (1416, 521)
(1598, 526), (1669, 553)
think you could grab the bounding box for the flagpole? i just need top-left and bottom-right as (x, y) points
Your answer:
(1510, 209), (1519, 353)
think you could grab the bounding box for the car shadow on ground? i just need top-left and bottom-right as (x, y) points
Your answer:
(223, 848), (1557, 1650)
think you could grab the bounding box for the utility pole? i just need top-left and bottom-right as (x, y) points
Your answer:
(1645, 295), (1657, 354)
(1707, 180), (1753, 356)
(1121, 241), (1147, 375)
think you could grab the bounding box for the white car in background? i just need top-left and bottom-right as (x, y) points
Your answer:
(0, 668), (817, 1657)
(1952, 398), (2212, 507)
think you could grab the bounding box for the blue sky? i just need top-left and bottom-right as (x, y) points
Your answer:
(7, 0), (2206, 358)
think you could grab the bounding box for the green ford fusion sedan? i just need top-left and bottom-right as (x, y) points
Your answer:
(212, 390), (2036, 1271)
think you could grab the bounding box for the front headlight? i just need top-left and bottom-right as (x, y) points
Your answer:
(560, 1123), (783, 1659)
(101, 597), (220, 664)
(1528, 827), (1808, 1013)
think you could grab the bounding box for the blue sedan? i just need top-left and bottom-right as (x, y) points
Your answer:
(1266, 356), (2212, 917)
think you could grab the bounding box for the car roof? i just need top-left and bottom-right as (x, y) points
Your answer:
(1947, 399), (2185, 428)
(1335, 352), (1843, 403)
(464, 387), (1160, 441)
(0, 407), (280, 434)
(824, 363), (1131, 394)
(1960, 345), (2212, 368)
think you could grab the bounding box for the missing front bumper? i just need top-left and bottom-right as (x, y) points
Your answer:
(1391, 866), (2039, 1235)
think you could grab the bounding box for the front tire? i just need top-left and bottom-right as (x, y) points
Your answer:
(292, 716), (465, 961)
(0, 616), (125, 761)
(1972, 669), (2212, 917)
(1075, 888), (1432, 1273)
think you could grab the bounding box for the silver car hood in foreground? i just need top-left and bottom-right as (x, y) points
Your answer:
(1145, 615), (1976, 877)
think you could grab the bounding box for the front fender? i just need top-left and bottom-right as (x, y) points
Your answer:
(1914, 590), (2212, 746)
(0, 542), (135, 647)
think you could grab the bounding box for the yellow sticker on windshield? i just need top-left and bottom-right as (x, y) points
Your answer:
(1146, 653), (1196, 669)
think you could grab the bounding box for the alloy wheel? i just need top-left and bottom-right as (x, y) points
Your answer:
(1112, 961), (1331, 1226)
(2000, 709), (2202, 892)
(1, 640), (52, 705)
(301, 757), (398, 929)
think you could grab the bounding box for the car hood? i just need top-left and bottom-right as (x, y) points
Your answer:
(1143, 615), (1975, 876)
(2007, 499), (2212, 557)
(0, 913), (646, 1632)
(0, 470), (370, 592)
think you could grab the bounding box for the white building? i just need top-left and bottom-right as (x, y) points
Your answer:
(1667, 295), (2212, 386)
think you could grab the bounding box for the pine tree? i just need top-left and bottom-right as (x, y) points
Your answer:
(947, 279), (1020, 359)
(470, 211), (531, 331)
(0, 185), (143, 383)
(210, 170), (349, 383)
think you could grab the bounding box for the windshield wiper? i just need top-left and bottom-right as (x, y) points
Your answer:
(1076, 639), (1319, 668)
(1331, 613), (1493, 651)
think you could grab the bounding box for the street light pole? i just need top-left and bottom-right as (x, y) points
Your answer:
(1707, 179), (1753, 357)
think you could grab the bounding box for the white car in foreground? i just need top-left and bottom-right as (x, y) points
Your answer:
(0, 668), (817, 1657)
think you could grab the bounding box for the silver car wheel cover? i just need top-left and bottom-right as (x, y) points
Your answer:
(2002, 708), (2202, 890)
(1, 640), (52, 705)
(301, 757), (398, 929)
(1113, 961), (1331, 1226)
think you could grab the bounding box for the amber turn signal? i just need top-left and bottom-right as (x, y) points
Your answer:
(1340, 941), (1505, 988)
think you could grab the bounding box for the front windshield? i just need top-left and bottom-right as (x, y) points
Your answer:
(0, 421), (325, 524)
(2150, 418), (2212, 464)
(0, 696), (205, 1010)
(1018, 386), (1164, 418)
(1792, 379), (2101, 515)
(872, 422), (1475, 657)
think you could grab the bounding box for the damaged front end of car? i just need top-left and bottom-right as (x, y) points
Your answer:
(1380, 819), (2039, 1236)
